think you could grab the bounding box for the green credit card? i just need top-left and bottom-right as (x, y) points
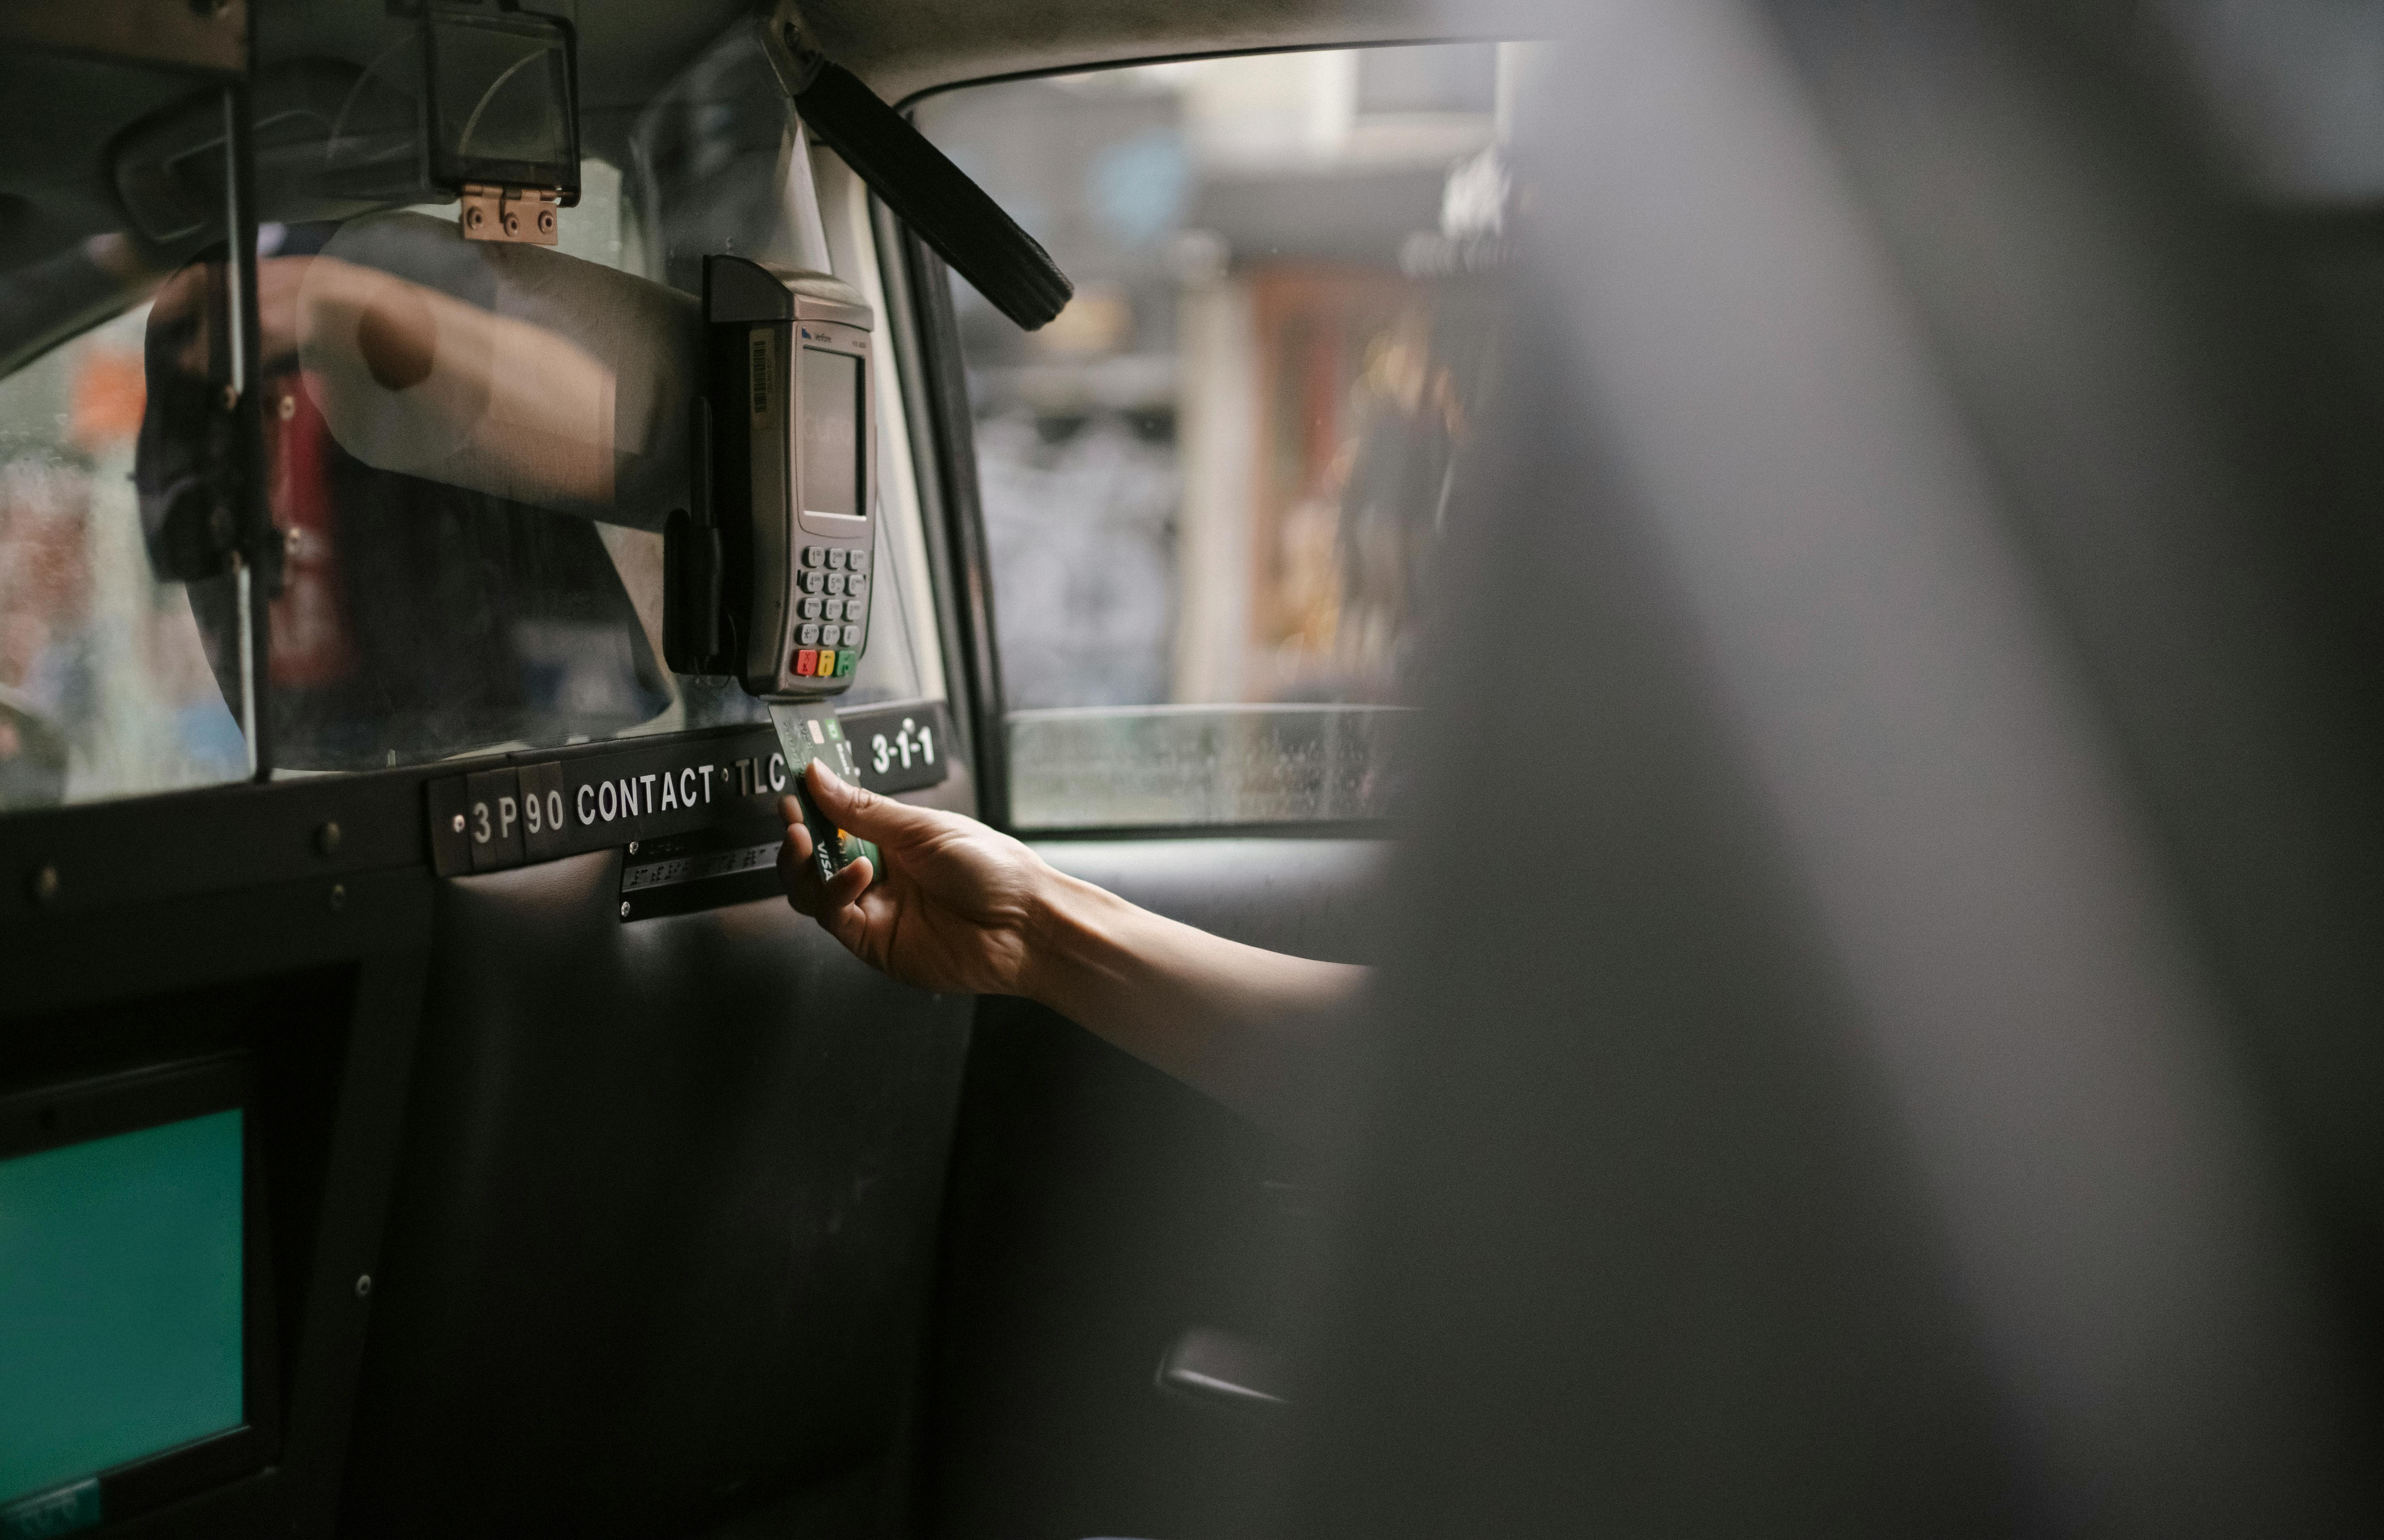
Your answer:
(767, 704), (880, 886)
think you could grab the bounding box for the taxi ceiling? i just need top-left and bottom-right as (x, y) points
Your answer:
(270, 0), (1535, 114)
(259, 0), (1541, 113)
(784, 0), (1536, 105)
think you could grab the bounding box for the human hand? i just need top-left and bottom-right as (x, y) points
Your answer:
(778, 761), (1055, 997)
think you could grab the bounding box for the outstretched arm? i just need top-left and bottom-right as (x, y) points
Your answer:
(779, 763), (1363, 1133)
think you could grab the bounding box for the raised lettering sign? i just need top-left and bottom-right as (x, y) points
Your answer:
(424, 700), (956, 878)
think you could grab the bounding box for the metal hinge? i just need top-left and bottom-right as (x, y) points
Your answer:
(458, 184), (559, 245)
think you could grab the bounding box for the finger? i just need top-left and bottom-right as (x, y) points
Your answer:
(803, 760), (943, 846)
(778, 829), (825, 916)
(818, 860), (885, 955)
(778, 794), (805, 835)
(818, 855), (873, 913)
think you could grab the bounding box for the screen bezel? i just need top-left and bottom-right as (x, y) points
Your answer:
(792, 332), (872, 538)
(796, 345), (865, 521)
(0, 1058), (278, 1527)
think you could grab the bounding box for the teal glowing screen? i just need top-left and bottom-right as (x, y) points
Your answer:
(0, 1110), (244, 1506)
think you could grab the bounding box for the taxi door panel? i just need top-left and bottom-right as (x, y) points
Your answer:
(922, 837), (1386, 1540)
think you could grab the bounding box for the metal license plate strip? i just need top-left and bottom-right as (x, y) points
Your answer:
(620, 841), (780, 894)
(615, 826), (787, 922)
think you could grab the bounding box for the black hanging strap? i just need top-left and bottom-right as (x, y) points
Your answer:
(758, 19), (1073, 331)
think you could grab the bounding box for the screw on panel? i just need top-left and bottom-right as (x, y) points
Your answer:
(627, 841), (638, 854)
(620, 901), (631, 919)
(278, 394), (296, 420)
(355, 1274), (372, 1298)
(451, 813), (466, 834)
(316, 820), (342, 856)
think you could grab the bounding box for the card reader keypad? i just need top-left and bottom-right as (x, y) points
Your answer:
(793, 545), (869, 681)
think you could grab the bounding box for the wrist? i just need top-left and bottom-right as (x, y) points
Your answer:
(1015, 863), (1125, 1010)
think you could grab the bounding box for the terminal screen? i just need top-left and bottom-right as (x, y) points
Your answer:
(0, 1110), (244, 1507)
(801, 346), (863, 518)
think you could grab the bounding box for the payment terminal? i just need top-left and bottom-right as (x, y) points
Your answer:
(670, 254), (883, 888)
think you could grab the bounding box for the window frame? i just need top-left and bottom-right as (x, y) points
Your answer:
(882, 219), (1011, 828)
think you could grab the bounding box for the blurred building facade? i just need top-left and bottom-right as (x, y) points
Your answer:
(918, 44), (1524, 714)
(0, 301), (246, 805)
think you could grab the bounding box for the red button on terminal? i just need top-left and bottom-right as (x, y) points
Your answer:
(795, 649), (818, 676)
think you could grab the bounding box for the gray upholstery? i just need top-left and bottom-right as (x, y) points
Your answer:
(1286, 1), (2384, 1533)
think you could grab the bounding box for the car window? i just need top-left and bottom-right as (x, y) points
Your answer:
(234, 21), (933, 771)
(916, 45), (1524, 829)
(1, 20), (942, 807)
(0, 54), (254, 813)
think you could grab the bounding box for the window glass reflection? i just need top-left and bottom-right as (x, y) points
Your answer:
(210, 214), (686, 767)
(209, 21), (933, 770)
(3, 20), (938, 801)
(0, 53), (249, 812)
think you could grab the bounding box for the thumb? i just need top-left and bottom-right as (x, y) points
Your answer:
(804, 759), (939, 845)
